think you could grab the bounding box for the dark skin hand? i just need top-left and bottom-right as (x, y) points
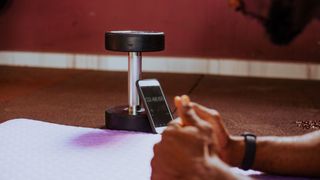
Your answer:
(184, 96), (320, 177)
(151, 95), (249, 180)
(173, 95), (245, 167)
(151, 95), (320, 179)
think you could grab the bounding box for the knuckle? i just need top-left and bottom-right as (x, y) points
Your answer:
(206, 125), (214, 133)
(161, 127), (178, 139)
(186, 109), (198, 122)
(153, 143), (159, 153)
(185, 110), (193, 119)
(163, 126), (174, 133)
(209, 109), (221, 118)
(198, 121), (214, 138)
(150, 157), (157, 168)
(168, 119), (181, 128)
(204, 124), (213, 134)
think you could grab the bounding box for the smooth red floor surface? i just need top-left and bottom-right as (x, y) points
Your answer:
(0, 65), (319, 136)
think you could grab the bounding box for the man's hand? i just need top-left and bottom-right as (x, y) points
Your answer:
(176, 95), (244, 167)
(151, 95), (249, 180)
(151, 120), (213, 179)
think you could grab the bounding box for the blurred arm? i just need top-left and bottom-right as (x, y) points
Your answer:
(230, 131), (320, 177)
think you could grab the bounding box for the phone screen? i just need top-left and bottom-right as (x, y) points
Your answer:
(140, 86), (172, 127)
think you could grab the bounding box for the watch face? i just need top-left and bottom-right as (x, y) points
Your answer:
(141, 86), (172, 127)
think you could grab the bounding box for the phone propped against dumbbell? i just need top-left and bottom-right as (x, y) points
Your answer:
(136, 79), (173, 134)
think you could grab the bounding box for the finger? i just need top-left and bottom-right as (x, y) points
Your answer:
(174, 96), (214, 140)
(175, 108), (214, 145)
(174, 96), (184, 122)
(181, 95), (190, 106)
(160, 125), (214, 158)
(151, 143), (160, 169)
(174, 96), (181, 109)
(192, 102), (230, 148)
(183, 108), (201, 127)
(162, 124), (201, 144)
(175, 126), (215, 156)
(164, 125), (205, 145)
(192, 103), (227, 133)
(186, 109), (214, 137)
(151, 145), (173, 180)
(153, 143), (160, 155)
(163, 118), (182, 133)
(168, 118), (183, 128)
(191, 102), (221, 122)
(174, 96), (190, 115)
(175, 95), (194, 126)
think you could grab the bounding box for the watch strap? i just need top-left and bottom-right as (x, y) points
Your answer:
(241, 132), (256, 170)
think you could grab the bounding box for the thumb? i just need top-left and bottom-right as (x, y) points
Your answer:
(174, 95), (192, 126)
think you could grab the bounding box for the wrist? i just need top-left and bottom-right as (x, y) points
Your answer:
(204, 156), (248, 180)
(226, 136), (245, 167)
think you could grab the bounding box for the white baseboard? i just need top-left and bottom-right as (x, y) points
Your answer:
(0, 51), (319, 80)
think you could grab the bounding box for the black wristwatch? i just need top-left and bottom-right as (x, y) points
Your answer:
(241, 132), (257, 170)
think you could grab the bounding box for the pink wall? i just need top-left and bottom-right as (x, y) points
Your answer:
(0, 0), (319, 62)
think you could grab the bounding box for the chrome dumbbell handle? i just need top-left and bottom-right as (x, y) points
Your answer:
(128, 52), (142, 115)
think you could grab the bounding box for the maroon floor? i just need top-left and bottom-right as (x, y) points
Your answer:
(0, 65), (319, 136)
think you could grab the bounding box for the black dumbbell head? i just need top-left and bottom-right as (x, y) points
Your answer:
(105, 31), (165, 52)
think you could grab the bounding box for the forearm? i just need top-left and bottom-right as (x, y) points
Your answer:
(229, 131), (320, 177)
(253, 131), (320, 177)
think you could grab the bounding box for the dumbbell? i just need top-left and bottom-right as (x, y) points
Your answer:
(104, 31), (165, 132)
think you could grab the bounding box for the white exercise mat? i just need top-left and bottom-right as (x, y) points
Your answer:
(2, 119), (306, 180)
(0, 119), (160, 180)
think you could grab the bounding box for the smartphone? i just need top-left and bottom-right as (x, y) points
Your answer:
(136, 79), (173, 134)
